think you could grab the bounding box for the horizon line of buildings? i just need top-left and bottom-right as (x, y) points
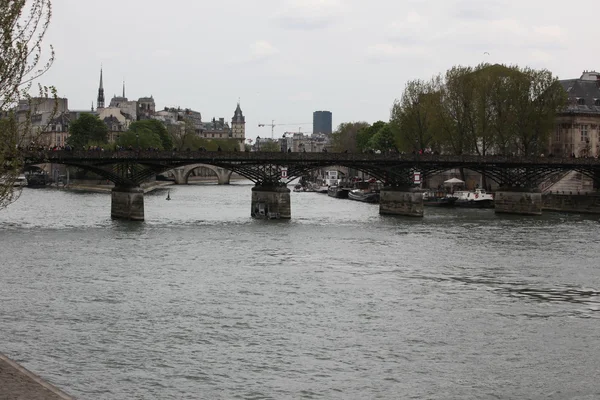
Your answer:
(13, 68), (335, 152)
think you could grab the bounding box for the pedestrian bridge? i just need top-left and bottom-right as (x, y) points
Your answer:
(19, 150), (600, 220)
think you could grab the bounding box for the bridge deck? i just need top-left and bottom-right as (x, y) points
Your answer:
(21, 150), (600, 167)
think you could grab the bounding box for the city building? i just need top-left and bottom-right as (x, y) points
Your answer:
(313, 110), (332, 135)
(231, 102), (246, 149)
(199, 118), (230, 139)
(549, 70), (600, 157)
(137, 96), (156, 120)
(14, 97), (69, 146)
(278, 132), (329, 153)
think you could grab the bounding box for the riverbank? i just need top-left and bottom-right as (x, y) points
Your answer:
(0, 353), (73, 400)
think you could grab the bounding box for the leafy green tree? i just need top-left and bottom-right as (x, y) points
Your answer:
(257, 140), (281, 152)
(168, 119), (197, 150)
(509, 67), (566, 156)
(130, 120), (172, 150)
(357, 121), (386, 152)
(117, 128), (162, 150)
(67, 113), (108, 149)
(331, 122), (369, 152)
(390, 79), (437, 153)
(368, 123), (397, 152)
(1, 0), (54, 209)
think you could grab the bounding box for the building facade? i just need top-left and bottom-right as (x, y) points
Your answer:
(231, 103), (245, 149)
(549, 71), (600, 157)
(313, 110), (332, 135)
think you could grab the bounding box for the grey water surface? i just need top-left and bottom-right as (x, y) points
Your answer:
(1, 182), (599, 400)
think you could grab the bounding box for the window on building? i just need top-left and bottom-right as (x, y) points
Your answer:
(581, 125), (589, 141)
(577, 98), (586, 105)
(595, 99), (600, 106)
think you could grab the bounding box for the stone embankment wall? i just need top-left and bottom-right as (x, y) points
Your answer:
(494, 191), (542, 215)
(542, 192), (600, 214)
(0, 353), (73, 399)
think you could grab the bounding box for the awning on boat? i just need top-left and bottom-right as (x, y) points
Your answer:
(444, 178), (464, 184)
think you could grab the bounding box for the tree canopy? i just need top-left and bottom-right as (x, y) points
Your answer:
(1, 0), (54, 209)
(257, 139), (281, 152)
(390, 63), (567, 156)
(330, 122), (370, 152)
(128, 120), (172, 150)
(67, 113), (108, 149)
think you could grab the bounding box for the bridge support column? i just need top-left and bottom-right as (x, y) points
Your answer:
(379, 186), (424, 217)
(111, 186), (144, 221)
(494, 188), (542, 216)
(251, 184), (291, 219)
(172, 168), (186, 185)
(216, 168), (233, 185)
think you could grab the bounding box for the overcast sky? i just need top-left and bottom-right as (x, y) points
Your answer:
(40, 0), (599, 140)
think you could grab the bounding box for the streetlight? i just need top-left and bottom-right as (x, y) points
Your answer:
(256, 136), (261, 151)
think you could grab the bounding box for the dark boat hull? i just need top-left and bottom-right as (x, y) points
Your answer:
(424, 198), (457, 207)
(348, 191), (379, 203)
(454, 199), (494, 208)
(327, 187), (348, 198)
(26, 174), (49, 188)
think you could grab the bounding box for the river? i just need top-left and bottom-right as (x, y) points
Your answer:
(1, 182), (599, 399)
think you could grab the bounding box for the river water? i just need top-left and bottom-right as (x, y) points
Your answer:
(1, 182), (599, 399)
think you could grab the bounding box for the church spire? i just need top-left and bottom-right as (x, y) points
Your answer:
(97, 66), (105, 109)
(122, 80), (125, 98)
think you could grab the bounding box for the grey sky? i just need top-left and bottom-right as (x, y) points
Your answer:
(40, 0), (599, 140)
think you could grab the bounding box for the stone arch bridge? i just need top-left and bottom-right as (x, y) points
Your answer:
(19, 150), (600, 220)
(169, 164), (233, 185)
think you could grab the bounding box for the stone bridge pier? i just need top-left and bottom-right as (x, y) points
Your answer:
(494, 187), (542, 215)
(111, 185), (145, 221)
(379, 186), (424, 217)
(251, 184), (291, 219)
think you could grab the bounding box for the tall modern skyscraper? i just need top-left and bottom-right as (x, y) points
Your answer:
(313, 110), (332, 134)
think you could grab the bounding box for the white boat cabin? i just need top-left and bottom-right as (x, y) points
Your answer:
(449, 188), (493, 201)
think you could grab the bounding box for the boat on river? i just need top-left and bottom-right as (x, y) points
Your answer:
(327, 185), (348, 198)
(293, 184), (307, 192)
(13, 175), (28, 187)
(423, 190), (456, 207)
(348, 188), (379, 203)
(448, 188), (494, 208)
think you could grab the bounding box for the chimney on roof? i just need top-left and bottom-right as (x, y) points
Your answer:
(581, 70), (600, 81)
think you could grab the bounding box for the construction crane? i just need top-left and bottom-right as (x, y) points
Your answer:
(258, 120), (311, 139)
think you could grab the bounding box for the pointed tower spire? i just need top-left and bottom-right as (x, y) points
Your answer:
(122, 80), (125, 98)
(97, 66), (105, 109)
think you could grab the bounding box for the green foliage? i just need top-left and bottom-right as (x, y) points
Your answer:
(357, 121), (386, 152)
(129, 120), (172, 150)
(391, 78), (439, 153)
(331, 122), (369, 152)
(367, 123), (397, 152)
(117, 130), (160, 149)
(391, 63), (567, 156)
(67, 113), (108, 149)
(257, 140), (281, 152)
(1, 0), (53, 209)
